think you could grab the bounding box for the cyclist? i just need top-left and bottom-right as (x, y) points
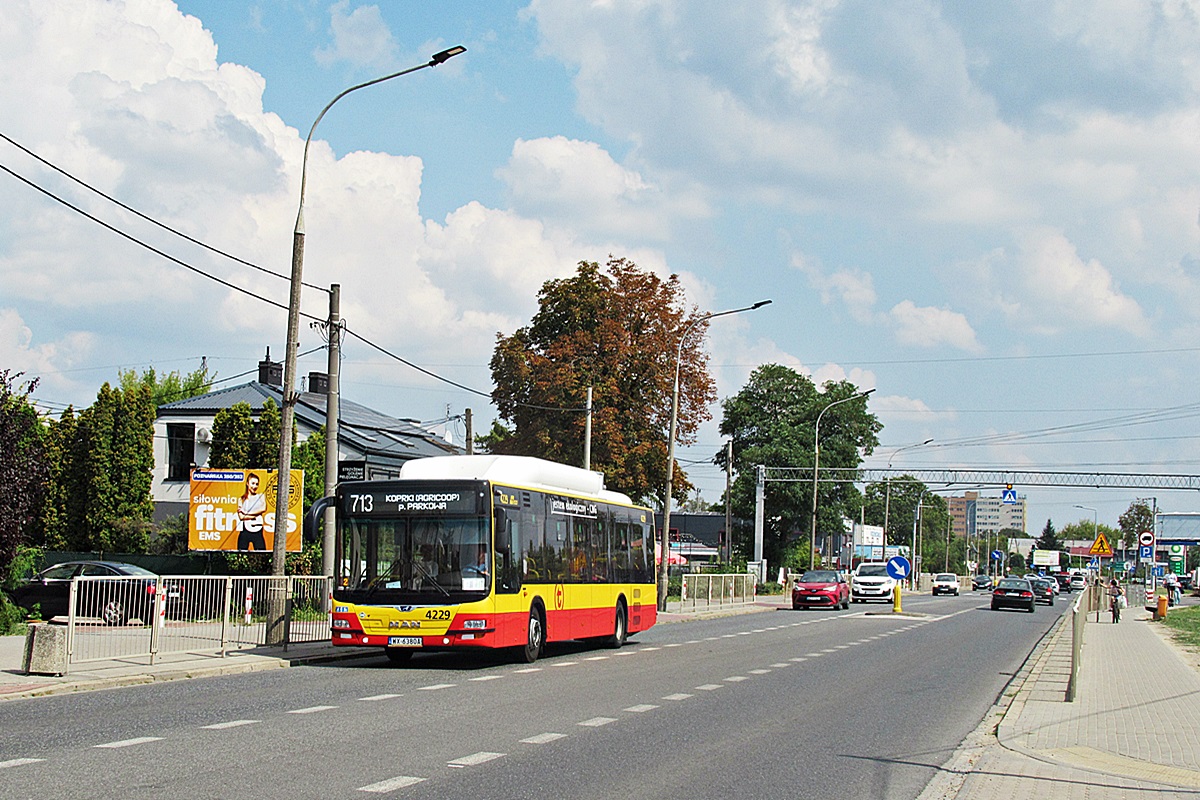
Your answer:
(1107, 578), (1125, 623)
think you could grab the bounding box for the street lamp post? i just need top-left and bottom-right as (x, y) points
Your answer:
(809, 388), (875, 570)
(658, 300), (771, 612)
(1075, 504), (1097, 574)
(270, 45), (466, 583)
(882, 439), (932, 563)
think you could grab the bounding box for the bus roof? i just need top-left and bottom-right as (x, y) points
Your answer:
(398, 455), (636, 506)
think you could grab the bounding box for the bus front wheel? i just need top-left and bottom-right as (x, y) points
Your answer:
(607, 602), (627, 649)
(522, 607), (545, 663)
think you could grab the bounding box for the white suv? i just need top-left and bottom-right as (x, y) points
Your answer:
(852, 562), (896, 603)
(931, 573), (960, 596)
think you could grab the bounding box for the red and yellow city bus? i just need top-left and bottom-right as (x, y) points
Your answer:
(330, 455), (657, 662)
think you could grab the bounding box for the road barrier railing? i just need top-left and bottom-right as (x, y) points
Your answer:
(677, 573), (757, 612)
(63, 575), (332, 671)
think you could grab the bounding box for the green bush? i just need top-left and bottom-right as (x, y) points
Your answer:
(0, 593), (28, 636)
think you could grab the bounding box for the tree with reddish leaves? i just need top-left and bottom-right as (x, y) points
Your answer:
(486, 257), (716, 505)
(0, 371), (48, 569)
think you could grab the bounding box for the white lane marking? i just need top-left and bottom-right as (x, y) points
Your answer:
(358, 776), (425, 793)
(665, 643), (683, 647)
(95, 737), (163, 749)
(806, 652), (824, 658)
(469, 675), (503, 682)
(288, 705), (338, 714)
(584, 656), (609, 661)
(639, 647), (661, 651)
(749, 669), (771, 674)
(578, 717), (618, 727)
(624, 704), (658, 712)
(686, 640), (702, 644)
(551, 661), (579, 668)
(522, 732), (567, 744)
(834, 645), (850, 650)
(663, 693), (693, 701)
(513, 667), (542, 673)
(721, 634), (736, 639)
(201, 720), (260, 730)
(614, 651), (636, 656)
(751, 629), (766, 633)
(417, 684), (456, 691)
(737, 632), (753, 636)
(0, 758), (44, 769)
(724, 676), (748, 682)
(448, 752), (505, 768)
(790, 657), (808, 663)
(695, 684), (723, 691)
(770, 663), (791, 668)
(359, 693), (403, 701)
(705, 636), (720, 641)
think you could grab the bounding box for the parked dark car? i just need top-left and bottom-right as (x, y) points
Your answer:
(6, 561), (170, 625)
(1030, 577), (1056, 605)
(991, 577), (1036, 613)
(792, 569), (850, 610)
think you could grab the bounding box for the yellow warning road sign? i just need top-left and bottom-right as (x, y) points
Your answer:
(1089, 531), (1114, 557)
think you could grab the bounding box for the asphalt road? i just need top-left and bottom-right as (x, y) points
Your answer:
(0, 590), (1067, 800)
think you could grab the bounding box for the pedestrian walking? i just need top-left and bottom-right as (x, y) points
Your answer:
(1108, 578), (1125, 623)
(1165, 573), (1182, 607)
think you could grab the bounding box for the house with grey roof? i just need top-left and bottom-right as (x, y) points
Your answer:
(151, 352), (461, 521)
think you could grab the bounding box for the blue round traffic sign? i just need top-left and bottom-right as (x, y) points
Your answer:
(991, 549), (1004, 561)
(886, 556), (912, 580)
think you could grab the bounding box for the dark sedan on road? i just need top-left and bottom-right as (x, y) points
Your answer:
(991, 577), (1036, 613)
(792, 570), (850, 610)
(1030, 577), (1055, 606)
(972, 574), (994, 591)
(6, 561), (170, 625)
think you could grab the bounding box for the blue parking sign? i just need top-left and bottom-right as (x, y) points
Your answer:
(1139, 545), (1153, 560)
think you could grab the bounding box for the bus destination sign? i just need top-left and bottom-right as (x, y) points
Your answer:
(343, 483), (484, 517)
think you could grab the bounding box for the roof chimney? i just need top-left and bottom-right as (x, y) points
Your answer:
(307, 371), (329, 395)
(258, 347), (283, 387)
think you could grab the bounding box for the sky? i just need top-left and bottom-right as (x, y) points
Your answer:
(5, 0), (1200, 536)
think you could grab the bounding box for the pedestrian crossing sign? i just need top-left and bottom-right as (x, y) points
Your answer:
(1088, 531), (1114, 557)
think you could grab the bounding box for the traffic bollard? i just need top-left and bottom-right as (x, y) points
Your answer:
(893, 583), (902, 614)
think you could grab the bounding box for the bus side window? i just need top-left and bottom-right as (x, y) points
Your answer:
(494, 509), (521, 594)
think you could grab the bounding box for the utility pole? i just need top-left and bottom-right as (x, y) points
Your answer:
(464, 408), (473, 454)
(321, 284), (340, 579)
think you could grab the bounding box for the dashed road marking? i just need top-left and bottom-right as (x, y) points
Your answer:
(513, 667), (542, 673)
(0, 758), (43, 769)
(417, 684), (456, 691)
(578, 717), (618, 727)
(724, 676), (748, 682)
(449, 752), (505, 768)
(749, 669), (771, 674)
(585, 656), (609, 661)
(358, 776), (425, 793)
(624, 704), (658, 712)
(288, 705), (338, 714)
(770, 662), (791, 668)
(522, 732), (567, 744)
(695, 684), (723, 691)
(663, 693), (693, 701)
(551, 661), (579, 667)
(359, 693), (403, 701)
(469, 675), (503, 681)
(201, 720), (259, 729)
(95, 737), (163, 749)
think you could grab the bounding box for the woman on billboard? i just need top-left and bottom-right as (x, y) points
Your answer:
(237, 472), (268, 550)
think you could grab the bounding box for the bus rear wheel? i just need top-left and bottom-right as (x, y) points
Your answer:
(521, 607), (545, 663)
(607, 602), (628, 649)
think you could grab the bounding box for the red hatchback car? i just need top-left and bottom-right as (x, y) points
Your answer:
(792, 569), (850, 610)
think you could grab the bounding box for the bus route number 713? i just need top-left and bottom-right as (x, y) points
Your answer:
(351, 494), (374, 513)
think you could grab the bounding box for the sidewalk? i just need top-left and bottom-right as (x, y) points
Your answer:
(923, 600), (1200, 799)
(0, 598), (784, 702)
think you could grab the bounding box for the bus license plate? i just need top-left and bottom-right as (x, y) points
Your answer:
(387, 636), (422, 647)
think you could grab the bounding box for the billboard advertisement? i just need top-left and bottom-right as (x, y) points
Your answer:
(188, 468), (304, 552)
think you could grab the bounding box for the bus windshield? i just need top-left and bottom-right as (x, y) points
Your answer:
(339, 515), (489, 602)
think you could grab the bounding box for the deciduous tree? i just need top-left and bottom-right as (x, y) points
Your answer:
(488, 257), (715, 505)
(719, 365), (880, 566)
(0, 372), (48, 568)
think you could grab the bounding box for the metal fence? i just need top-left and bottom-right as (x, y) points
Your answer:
(1066, 582), (1103, 702)
(677, 573), (757, 612)
(65, 575), (331, 670)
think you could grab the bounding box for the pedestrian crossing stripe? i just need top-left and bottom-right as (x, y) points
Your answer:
(1089, 531), (1113, 557)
